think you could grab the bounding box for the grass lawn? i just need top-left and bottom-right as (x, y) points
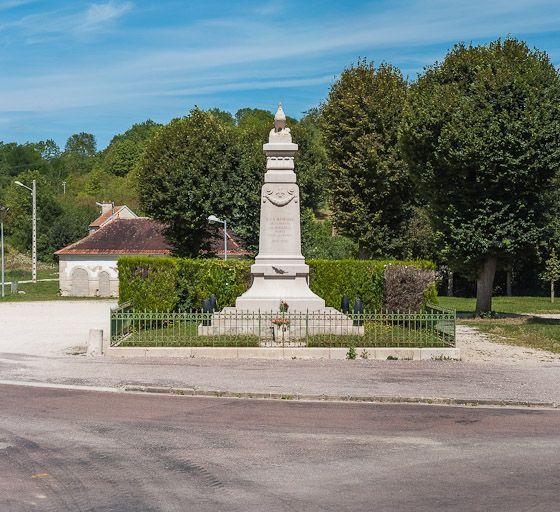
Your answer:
(5, 268), (58, 282)
(462, 316), (560, 354)
(0, 279), (107, 302)
(437, 295), (560, 314)
(114, 320), (453, 348)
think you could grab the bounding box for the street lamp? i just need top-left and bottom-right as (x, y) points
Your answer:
(207, 215), (228, 260)
(15, 179), (37, 283)
(0, 205), (8, 298)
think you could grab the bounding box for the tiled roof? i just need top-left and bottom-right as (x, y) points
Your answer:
(89, 205), (125, 228)
(56, 218), (172, 255)
(55, 218), (252, 257)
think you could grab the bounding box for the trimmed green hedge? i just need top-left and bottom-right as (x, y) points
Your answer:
(118, 257), (436, 311)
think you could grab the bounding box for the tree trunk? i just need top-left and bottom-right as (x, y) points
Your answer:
(475, 256), (497, 315)
(447, 271), (454, 297)
(552, 280), (555, 304)
(506, 270), (512, 297)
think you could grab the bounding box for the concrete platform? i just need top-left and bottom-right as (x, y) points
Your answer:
(197, 307), (365, 338)
(105, 346), (460, 360)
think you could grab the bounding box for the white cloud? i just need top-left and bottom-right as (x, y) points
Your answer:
(83, 1), (133, 31)
(1, 1), (133, 39)
(0, 0), (36, 10)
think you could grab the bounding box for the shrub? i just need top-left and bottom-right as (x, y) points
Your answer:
(346, 345), (357, 360)
(119, 257), (436, 312)
(118, 256), (179, 310)
(309, 259), (435, 310)
(176, 259), (252, 310)
(383, 264), (437, 312)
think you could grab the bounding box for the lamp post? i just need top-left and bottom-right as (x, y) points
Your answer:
(207, 215), (227, 260)
(0, 205), (7, 298)
(15, 179), (37, 283)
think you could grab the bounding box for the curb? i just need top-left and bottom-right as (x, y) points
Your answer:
(0, 379), (557, 410)
(122, 385), (560, 409)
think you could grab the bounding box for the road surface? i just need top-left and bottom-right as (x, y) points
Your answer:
(0, 384), (559, 511)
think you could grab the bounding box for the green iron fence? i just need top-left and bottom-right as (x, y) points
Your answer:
(110, 303), (455, 348)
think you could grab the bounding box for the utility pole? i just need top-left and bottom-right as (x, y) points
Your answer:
(14, 179), (37, 283)
(0, 209), (5, 298)
(32, 179), (37, 283)
(0, 205), (9, 298)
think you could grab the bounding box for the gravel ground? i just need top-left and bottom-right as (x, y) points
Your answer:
(0, 300), (116, 355)
(456, 324), (560, 366)
(1, 301), (559, 404)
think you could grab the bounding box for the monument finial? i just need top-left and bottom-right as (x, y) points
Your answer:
(274, 103), (286, 131)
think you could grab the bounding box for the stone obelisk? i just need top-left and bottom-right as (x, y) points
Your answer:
(235, 104), (325, 312)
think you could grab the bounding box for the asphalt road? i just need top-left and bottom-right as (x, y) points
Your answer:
(1, 384), (559, 512)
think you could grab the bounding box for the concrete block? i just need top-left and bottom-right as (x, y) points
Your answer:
(419, 348), (461, 360)
(281, 347), (332, 360)
(373, 348), (417, 360)
(87, 329), (103, 356)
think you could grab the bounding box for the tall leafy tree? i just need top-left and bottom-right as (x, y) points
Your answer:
(231, 108), (272, 250)
(64, 132), (97, 157)
(321, 60), (412, 258)
(401, 38), (560, 313)
(138, 108), (241, 256)
(232, 108), (329, 251)
(63, 132), (97, 175)
(291, 108), (328, 213)
(100, 120), (162, 177)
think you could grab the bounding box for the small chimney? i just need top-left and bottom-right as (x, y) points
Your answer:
(98, 202), (114, 215)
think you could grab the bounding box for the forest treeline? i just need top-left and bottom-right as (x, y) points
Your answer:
(2, 38), (559, 312)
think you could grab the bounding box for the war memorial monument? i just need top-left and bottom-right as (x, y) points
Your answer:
(199, 105), (361, 338)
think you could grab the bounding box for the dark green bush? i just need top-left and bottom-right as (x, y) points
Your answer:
(176, 259), (252, 310)
(308, 259), (435, 310)
(118, 256), (179, 310)
(118, 257), (436, 311)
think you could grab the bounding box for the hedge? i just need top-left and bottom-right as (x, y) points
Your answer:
(118, 257), (436, 311)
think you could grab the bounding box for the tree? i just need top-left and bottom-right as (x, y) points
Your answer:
(230, 108), (272, 251)
(33, 139), (61, 160)
(230, 108), (328, 251)
(64, 132), (97, 158)
(301, 209), (357, 259)
(138, 108), (241, 256)
(3, 170), (62, 261)
(63, 132), (97, 175)
(291, 109), (328, 212)
(542, 250), (560, 303)
(321, 60), (412, 258)
(0, 142), (48, 186)
(100, 120), (162, 177)
(401, 38), (560, 314)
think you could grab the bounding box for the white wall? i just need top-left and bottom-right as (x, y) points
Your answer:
(59, 254), (120, 297)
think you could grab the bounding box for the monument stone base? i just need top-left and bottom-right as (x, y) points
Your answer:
(197, 306), (364, 342)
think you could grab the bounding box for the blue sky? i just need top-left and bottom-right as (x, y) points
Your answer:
(1, 0), (560, 149)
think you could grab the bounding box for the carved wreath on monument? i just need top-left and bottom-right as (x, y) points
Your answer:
(263, 187), (298, 207)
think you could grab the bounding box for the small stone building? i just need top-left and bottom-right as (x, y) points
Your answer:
(56, 217), (172, 297)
